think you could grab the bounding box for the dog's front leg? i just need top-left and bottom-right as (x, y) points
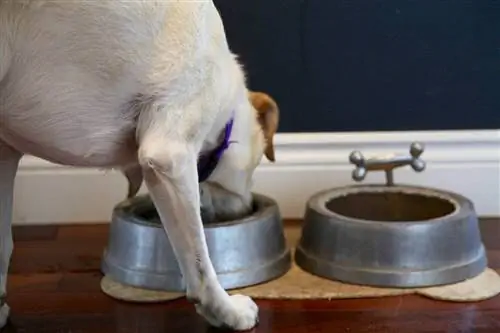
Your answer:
(138, 131), (258, 330)
(0, 142), (21, 328)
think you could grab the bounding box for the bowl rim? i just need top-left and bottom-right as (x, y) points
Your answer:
(306, 184), (475, 227)
(112, 192), (281, 229)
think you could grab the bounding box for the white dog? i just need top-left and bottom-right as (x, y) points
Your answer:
(0, 1), (279, 330)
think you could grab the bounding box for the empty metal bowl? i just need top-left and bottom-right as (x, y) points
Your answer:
(295, 143), (487, 288)
(101, 193), (291, 291)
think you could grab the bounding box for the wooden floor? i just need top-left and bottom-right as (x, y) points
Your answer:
(3, 218), (500, 332)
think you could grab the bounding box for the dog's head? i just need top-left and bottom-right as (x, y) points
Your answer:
(214, 89), (279, 180)
(200, 90), (279, 221)
(218, 89), (279, 185)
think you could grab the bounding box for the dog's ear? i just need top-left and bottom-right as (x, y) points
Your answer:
(249, 91), (279, 162)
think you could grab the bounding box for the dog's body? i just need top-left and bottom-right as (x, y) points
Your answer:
(0, 1), (278, 330)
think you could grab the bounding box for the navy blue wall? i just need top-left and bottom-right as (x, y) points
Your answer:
(214, 0), (500, 133)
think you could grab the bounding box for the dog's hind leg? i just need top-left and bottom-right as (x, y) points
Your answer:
(0, 142), (21, 328)
(137, 108), (258, 331)
(0, 17), (12, 84)
(122, 165), (143, 199)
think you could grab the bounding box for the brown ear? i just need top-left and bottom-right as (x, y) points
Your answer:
(249, 91), (279, 162)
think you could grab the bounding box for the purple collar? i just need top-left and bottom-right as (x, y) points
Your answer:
(197, 118), (234, 182)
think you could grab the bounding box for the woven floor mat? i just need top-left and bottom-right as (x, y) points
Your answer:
(101, 227), (500, 303)
(101, 263), (500, 303)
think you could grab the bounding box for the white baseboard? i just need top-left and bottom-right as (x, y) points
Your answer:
(13, 129), (500, 225)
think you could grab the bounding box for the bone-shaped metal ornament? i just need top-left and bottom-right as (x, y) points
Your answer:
(349, 142), (426, 186)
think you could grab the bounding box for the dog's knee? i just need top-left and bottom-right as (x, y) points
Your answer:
(138, 141), (193, 179)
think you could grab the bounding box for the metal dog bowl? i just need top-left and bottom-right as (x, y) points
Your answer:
(295, 143), (487, 288)
(101, 192), (291, 291)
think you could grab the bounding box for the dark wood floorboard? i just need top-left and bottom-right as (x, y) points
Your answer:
(3, 218), (500, 333)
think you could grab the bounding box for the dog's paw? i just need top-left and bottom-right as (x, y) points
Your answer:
(196, 294), (259, 331)
(0, 303), (10, 329)
(225, 294), (259, 330)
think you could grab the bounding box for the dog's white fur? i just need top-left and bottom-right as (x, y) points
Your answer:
(0, 1), (279, 330)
